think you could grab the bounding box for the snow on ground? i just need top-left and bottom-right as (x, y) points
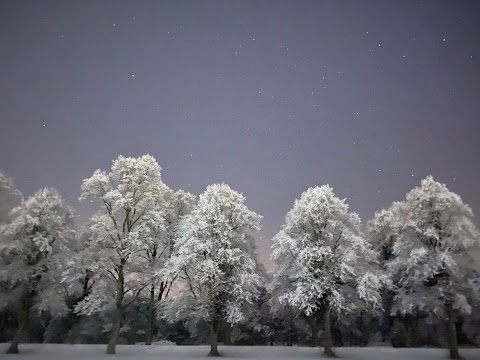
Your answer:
(0, 344), (479, 360)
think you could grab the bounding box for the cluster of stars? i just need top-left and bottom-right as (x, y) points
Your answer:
(39, 10), (470, 201)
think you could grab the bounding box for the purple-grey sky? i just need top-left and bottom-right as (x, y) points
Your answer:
(1, 0), (479, 267)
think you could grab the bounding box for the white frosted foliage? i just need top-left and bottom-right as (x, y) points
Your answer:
(161, 183), (262, 328)
(271, 185), (383, 317)
(75, 154), (170, 315)
(385, 176), (480, 318)
(0, 187), (76, 315)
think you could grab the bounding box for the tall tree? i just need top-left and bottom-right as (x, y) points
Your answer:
(75, 154), (169, 354)
(0, 172), (23, 340)
(367, 201), (405, 343)
(144, 189), (195, 345)
(60, 226), (99, 343)
(0, 172), (23, 226)
(385, 176), (480, 359)
(271, 185), (383, 357)
(0, 188), (75, 353)
(161, 183), (262, 356)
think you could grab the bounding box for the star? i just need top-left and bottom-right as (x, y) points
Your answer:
(131, 74), (135, 78)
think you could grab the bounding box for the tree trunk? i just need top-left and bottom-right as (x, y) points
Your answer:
(223, 322), (232, 345)
(322, 303), (336, 358)
(6, 293), (32, 354)
(287, 334), (292, 346)
(106, 305), (122, 354)
(106, 266), (124, 354)
(145, 285), (155, 345)
(311, 316), (319, 347)
(66, 314), (83, 344)
(403, 315), (414, 348)
(447, 304), (460, 359)
(382, 289), (394, 342)
(6, 306), (29, 354)
(208, 319), (221, 356)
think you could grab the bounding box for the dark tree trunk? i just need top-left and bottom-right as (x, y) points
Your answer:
(66, 273), (92, 344)
(403, 315), (415, 348)
(106, 266), (124, 355)
(66, 313), (83, 344)
(287, 334), (292, 346)
(311, 316), (319, 347)
(107, 305), (122, 354)
(145, 285), (155, 345)
(208, 319), (221, 356)
(6, 293), (33, 354)
(222, 322), (232, 345)
(381, 289), (394, 342)
(6, 306), (28, 354)
(447, 304), (460, 359)
(322, 303), (336, 358)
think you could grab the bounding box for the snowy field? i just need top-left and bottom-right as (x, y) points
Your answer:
(0, 345), (479, 360)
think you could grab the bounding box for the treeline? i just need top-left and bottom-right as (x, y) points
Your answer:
(0, 154), (479, 358)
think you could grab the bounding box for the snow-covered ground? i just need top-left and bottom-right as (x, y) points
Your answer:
(0, 344), (479, 360)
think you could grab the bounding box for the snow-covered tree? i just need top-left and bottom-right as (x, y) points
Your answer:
(385, 176), (480, 359)
(0, 171), (23, 226)
(271, 185), (383, 357)
(144, 189), (195, 345)
(0, 188), (76, 353)
(60, 226), (100, 343)
(367, 201), (406, 342)
(269, 280), (307, 346)
(161, 183), (262, 356)
(367, 201), (406, 265)
(76, 154), (169, 354)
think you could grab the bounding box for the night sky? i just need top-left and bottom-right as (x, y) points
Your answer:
(1, 1), (479, 268)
